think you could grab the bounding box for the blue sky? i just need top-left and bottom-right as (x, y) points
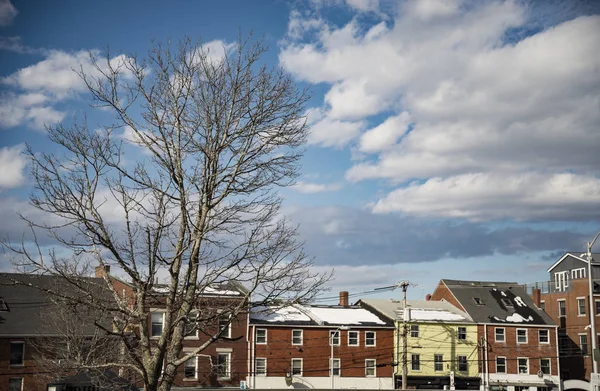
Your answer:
(1, 0), (599, 301)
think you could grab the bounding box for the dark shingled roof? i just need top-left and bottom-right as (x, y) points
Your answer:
(0, 273), (110, 336)
(440, 279), (557, 326)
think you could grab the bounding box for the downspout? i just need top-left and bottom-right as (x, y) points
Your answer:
(251, 325), (256, 389)
(246, 313), (250, 389)
(484, 324), (489, 391)
(555, 327), (562, 391)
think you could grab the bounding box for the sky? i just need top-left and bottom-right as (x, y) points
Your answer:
(0, 0), (599, 302)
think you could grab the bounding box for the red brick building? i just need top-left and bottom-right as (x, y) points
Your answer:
(432, 279), (560, 391)
(248, 292), (395, 389)
(527, 252), (600, 387)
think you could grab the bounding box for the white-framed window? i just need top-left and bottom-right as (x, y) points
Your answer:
(365, 359), (376, 377)
(330, 358), (341, 376)
(184, 311), (199, 338)
(411, 354), (420, 371)
(8, 378), (23, 391)
(558, 300), (566, 317)
(291, 358), (303, 376)
(216, 352), (231, 379)
(457, 355), (468, 372)
(578, 297), (586, 316)
(9, 342), (24, 366)
(572, 267), (586, 279)
(434, 354), (443, 372)
(151, 312), (165, 338)
(540, 358), (550, 375)
(457, 327), (467, 340)
(348, 330), (359, 346)
(292, 329), (303, 345)
(496, 357), (506, 373)
(517, 329), (528, 344)
(256, 328), (267, 344)
(255, 358), (267, 376)
(184, 356), (197, 379)
(555, 271), (569, 291)
(495, 327), (505, 342)
(539, 329), (549, 344)
(365, 331), (376, 346)
(517, 357), (529, 374)
(473, 297), (485, 305)
(218, 313), (231, 338)
(330, 330), (340, 346)
(410, 324), (419, 337)
(580, 334), (589, 355)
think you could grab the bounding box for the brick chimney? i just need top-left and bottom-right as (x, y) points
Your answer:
(339, 291), (349, 307)
(95, 265), (110, 278)
(532, 288), (541, 307)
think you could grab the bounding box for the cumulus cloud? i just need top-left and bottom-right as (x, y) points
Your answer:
(292, 181), (342, 194)
(0, 144), (27, 189)
(0, 0), (17, 26)
(281, 1), (600, 221)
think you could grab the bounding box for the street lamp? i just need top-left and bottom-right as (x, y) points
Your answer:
(585, 231), (600, 375)
(330, 326), (349, 389)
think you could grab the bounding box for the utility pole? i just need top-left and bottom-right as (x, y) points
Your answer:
(400, 280), (410, 390)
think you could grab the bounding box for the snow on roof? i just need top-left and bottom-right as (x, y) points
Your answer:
(307, 306), (387, 325)
(203, 286), (241, 296)
(252, 305), (312, 323)
(401, 308), (466, 322)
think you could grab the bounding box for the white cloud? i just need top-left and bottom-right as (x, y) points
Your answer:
(305, 107), (364, 147)
(0, 0), (17, 26)
(281, 2), (600, 221)
(0, 144), (27, 189)
(345, 0), (379, 13)
(371, 173), (600, 221)
(0, 93), (65, 130)
(292, 181), (342, 194)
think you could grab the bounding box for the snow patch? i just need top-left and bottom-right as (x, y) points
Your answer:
(514, 296), (527, 307)
(501, 291), (507, 297)
(505, 313), (534, 323)
(252, 305), (312, 323)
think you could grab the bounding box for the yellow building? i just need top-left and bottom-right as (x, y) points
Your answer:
(360, 299), (480, 390)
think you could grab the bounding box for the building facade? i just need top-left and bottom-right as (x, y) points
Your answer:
(248, 292), (395, 389)
(432, 279), (560, 391)
(360, 298), (480, 390)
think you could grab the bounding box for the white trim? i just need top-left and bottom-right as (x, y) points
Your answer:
(255, 328), (267, 344)
(495, 327), (506, 342)
(216, 352), (232, 380)
(434, 354), (444, 372)
(330, 358), (341, 377)
(216, 347), (233, 353)
(348, 330), (359, 346)
(8, 377), (24, 391)
(538, 329), (550, 344)
(457, 326), (467, 340)
(255, 357), (267, 376)
(579, 333), (589, 356)
(540, 358), (551, 375)
(365, 331), (376, 347)
(517, 357), (529, 374)
(577, 297), (587, 317)
(183, 355), (198, 381)
(150, 311), (165, 338)
(291, 358), (303, 376)
(516, 328), (528, 344)
(329, 330), (341, 346)
(292, 329), (303, 346)
(365, 359), (376, 377)
(496, 356), (507, 373)
(557, 299), (566, 317)
(547, 252), (587, 273)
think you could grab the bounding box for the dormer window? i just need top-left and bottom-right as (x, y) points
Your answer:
(572, 268), (586, 279)
(501, 298), (512, 307)
(473, 298), (485, 305)
(0, 300), (8, 311)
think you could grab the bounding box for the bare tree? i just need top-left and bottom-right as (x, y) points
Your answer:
(4, 36), (331, 391)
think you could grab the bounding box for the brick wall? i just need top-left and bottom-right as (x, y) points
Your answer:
(431, 281), (465, 311)
(0, 338), (54, 391)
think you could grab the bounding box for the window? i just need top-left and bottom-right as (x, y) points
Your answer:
(496, 357), (506, 373)
(291, 358), (303, 376)
(501, 298), (512, 307)
(540, 358), (550, 375)
(473, 297), (484, 305)
(8, 378), (22, 391)
(216, 353), (231, 379)
(365, 359), (376, 377)
(365, 331), (376, 346)
(330, 330), (340, 346)
(540, 301), (545, 311)
(256, 328), (267, 344)
(330, 358), (340, 376)
(580, 334), (589, 355)
(151, 312), (164, 337)
(9, 342), (24, 366)
(457, 327), (467, 340)
(255, 358), (267, 376)
(457, 356), (467, 372)
(218, 313), (231, 338)
(517, 329), (527, 344)
(558, 300), (566, 317)
(292, 330), (303, 345)
(0, 300), (8, 311)
(572, 267), (586, 279)
(578, 298), (586, 316)
(348, 331), (359, 346)
(184, 356), (197, 379)
(495, 328), (505, 342)
(434, 355), (443, 372)
(539, 329), (549, 344)
(555, 271), (569, 291)
(518, 358), (529, 374)
(596, 300), (600, 316)
(515, 387), (529, 391)
(411, 354), (420, 371)
(410, 324), (419, 338)
(184, 312), (198, 338)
